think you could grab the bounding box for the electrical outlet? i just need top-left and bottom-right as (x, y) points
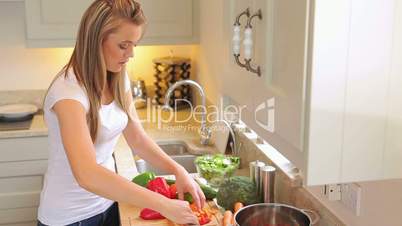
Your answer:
(323, 184), (341, 201)
(341, 183), (362, 216)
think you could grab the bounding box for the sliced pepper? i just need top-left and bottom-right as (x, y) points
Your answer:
(139, 208), (165, 220)
(198, 213), (211, 225)
(169, 183), (177, 199)
(147, 177), (171, 198)
(190, 203), (212, 225)
(131, 171), (156, 187)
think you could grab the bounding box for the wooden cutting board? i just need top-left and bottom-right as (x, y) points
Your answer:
(119, 201), (223, 226)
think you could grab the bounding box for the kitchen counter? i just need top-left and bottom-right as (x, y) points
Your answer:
(0, 114), (48, 139)
(0, 106), (208, 139)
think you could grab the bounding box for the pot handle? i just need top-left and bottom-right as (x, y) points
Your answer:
(301, 209), (320, 225)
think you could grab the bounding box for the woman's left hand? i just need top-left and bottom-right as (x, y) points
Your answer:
(174, 166), (206, 210)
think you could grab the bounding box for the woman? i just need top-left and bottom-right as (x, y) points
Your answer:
(37, 0), (205, 225)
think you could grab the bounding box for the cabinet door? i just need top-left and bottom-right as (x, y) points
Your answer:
(307, 0), (402, 185)
(25, 0), (92, 47)
(0, 136), (48, 162)
(25, 0), (198, 47)
(221, 0), (256, 124)
(244, 0), (309, 173)
(136, 0), (197, 45)
(0, 136), (48, 224)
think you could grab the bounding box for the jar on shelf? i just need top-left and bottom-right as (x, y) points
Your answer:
(152, 56), (192, 109)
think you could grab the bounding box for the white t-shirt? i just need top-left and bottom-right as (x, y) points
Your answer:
(38, 68), (131, 225)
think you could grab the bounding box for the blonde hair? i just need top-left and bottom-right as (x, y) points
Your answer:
(56, 0), (146, 142)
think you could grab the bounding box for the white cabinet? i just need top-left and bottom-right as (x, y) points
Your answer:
(223, 0), (402, 185)
(136, 0), (198, 45)
(306, 0), (402, 185)
(221, 0), (259, 127)
(223, 0), (308, 176)
(25, 0), (199, 47)
(249, 0), (309, 173)
(0, 136), (48, 225)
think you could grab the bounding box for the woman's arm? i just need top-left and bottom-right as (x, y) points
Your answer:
(123, 98), (206, 209)
(53, 99), (198, 225)
(122, 107), (183, 175)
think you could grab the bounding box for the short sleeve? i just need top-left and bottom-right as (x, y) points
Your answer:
(124, 71), (131, 92)
(44, 73), (90, 113)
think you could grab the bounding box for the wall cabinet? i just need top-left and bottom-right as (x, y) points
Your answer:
(223, 0), (402, 185)
(223, 0), (308, 179)
(0, 136), (48, 226)
(25, 0), (199, 47)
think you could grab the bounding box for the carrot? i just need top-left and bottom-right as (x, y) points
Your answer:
(222, 210), (233, 226)
(234, 202), (244, 213)
(232, 202), (244, 225)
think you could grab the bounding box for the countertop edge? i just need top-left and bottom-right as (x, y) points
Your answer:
(0, 114), (48, 139)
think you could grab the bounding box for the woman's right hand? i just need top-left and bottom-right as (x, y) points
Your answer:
(159, 198), (199, 225)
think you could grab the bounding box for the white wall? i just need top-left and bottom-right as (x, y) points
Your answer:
(0, 2), (72, 91)
(0, 2), (198, 91)
(195, 0), (226, 105)
(308, 180), (402, 226)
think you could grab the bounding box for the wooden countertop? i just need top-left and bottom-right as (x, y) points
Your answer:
(119, 201), (223, 226)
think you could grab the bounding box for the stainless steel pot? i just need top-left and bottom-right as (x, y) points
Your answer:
(234, 203), (320, 226)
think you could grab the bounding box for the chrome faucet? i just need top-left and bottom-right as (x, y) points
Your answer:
(216, 119), (242, 157)
(164, 80), (211, 145)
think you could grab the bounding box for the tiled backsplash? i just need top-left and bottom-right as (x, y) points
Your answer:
(233, 124), (346, 226)
(0, 90), (46, 109)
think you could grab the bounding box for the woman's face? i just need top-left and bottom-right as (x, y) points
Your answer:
(102, 21), (143, 73)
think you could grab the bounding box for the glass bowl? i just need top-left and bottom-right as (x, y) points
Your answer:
(194, 154), (240, 188)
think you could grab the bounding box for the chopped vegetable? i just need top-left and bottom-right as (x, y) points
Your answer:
(190, 203), (212, 225)
(139, 208), (165, 220)
(169, 183), (177, 199)
(199, 213), (211, 225)
(146, 177), (171, 198)
(131, 171), (156, 187)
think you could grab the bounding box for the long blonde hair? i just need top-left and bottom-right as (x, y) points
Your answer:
(59, 0), (146, 142)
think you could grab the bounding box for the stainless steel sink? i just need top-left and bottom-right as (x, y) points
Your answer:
(135, 141), (199, 175)
(155, 140), (190, 155)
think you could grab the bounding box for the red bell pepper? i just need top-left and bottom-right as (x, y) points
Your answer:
(139, 208), (165, 220)
(146, 177), (171, 198)
(169, 183), (177, 199)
